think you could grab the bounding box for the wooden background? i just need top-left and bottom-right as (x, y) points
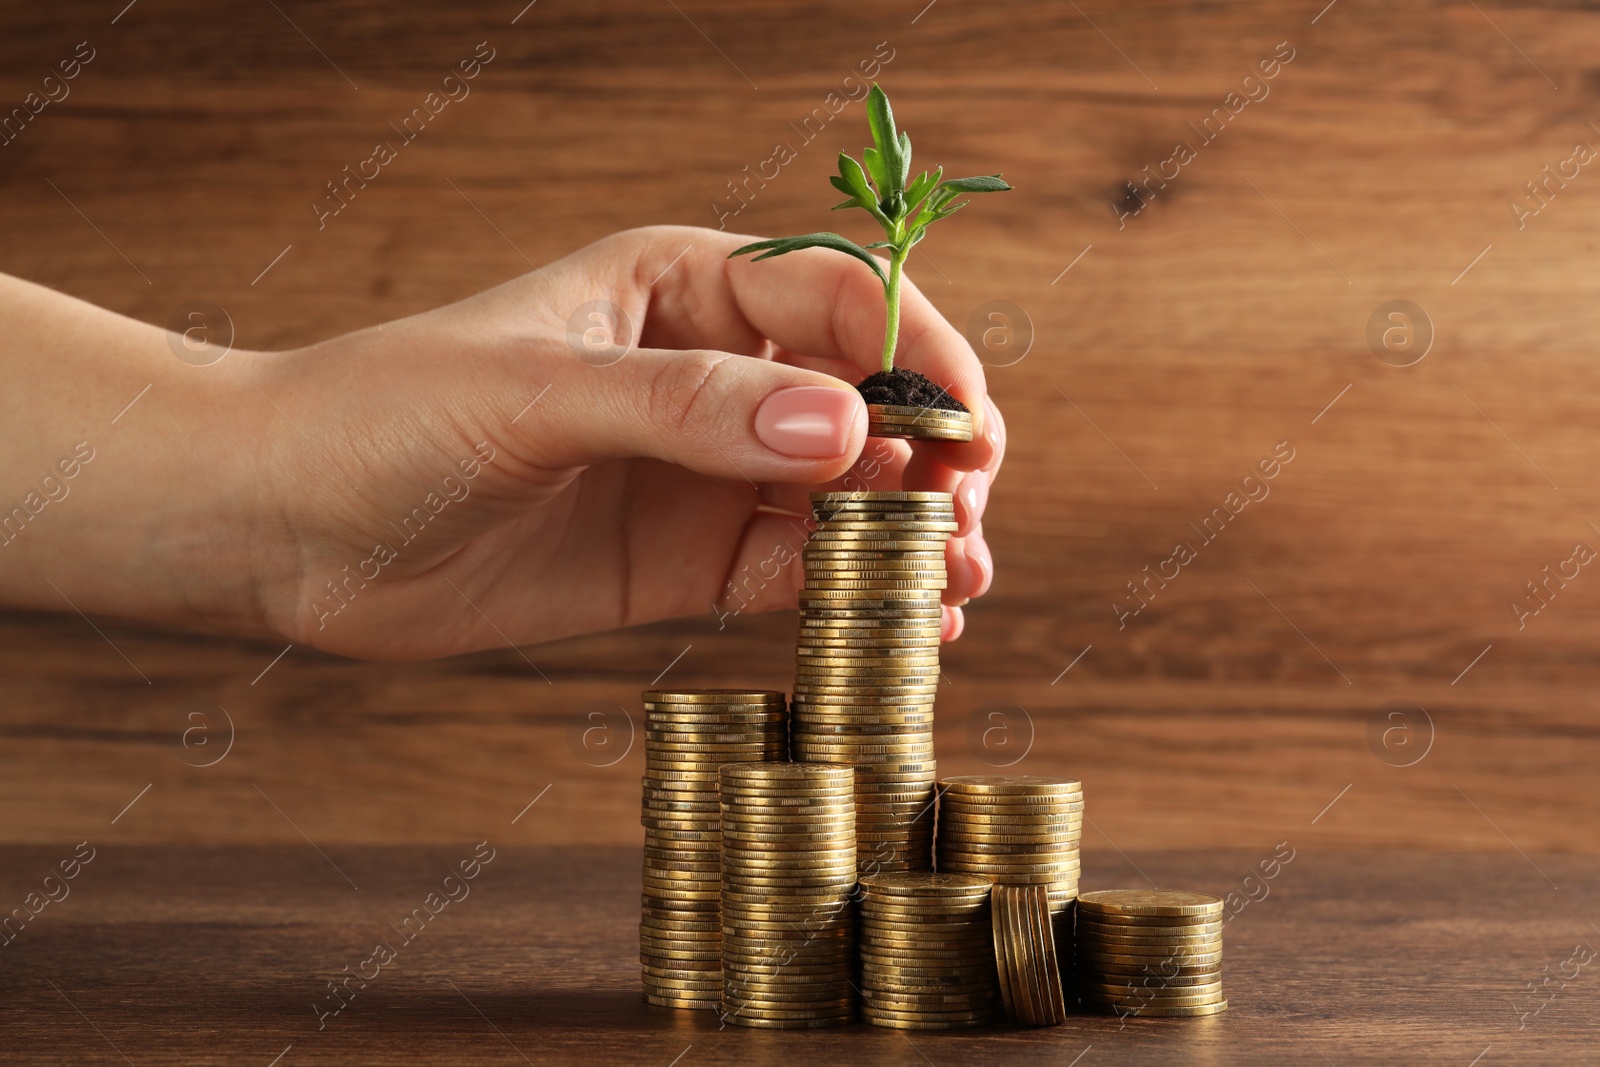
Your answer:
(6, 2), (1600, 1063)
(3, 0), (1599, 857)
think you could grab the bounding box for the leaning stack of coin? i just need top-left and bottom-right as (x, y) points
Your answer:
(935, 775), (1084, 947)
(639, 690), (787, 1010)
(791, 491), (955, 873)
(991, 884), (1068, 1025)
(1075, 890), (1227, 1018)
(718, 762), (858, 1029)
(865, 403), (975, 443)
(858, 872), (1001, 1029)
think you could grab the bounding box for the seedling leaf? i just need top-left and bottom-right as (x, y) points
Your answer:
(728, 232), (888, 286)
(938, 175), (1012, 194)
(728, 85), (1009, 373)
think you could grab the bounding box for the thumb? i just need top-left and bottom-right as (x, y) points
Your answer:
(517, 347), (868, 482)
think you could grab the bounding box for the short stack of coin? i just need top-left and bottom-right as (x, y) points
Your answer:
(991, 884), (1068, 1025)
(1075, 890), (1227, 1018)
(639, 690), (787, 1010)
(858, 872), (1001, 1029)
(718, 762), (858, 1028)
(865, 403), (975, 443)
(791, 491), (955, 873)
(935, 774), (1084, 966)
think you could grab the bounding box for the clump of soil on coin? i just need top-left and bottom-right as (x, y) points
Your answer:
(856, 368), (968, 413)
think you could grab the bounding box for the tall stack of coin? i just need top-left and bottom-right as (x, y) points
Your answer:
(858, 872), (1001, 1029)
(991, 884), (1068, 1026)
(1075, 890), (1227, 1018)
(639, 690), (787, 1010)
(935, 775), (1084, 980)
(791, 490), (955, 873)
(718, 762), (858, 1028)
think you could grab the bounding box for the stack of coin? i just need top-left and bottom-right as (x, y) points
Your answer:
(858, 872), (1001, 1029)
(935, 774), (1084, 957)
(792, 491), (955, 873)
(991, 884), (1068, 1025)
(639, 690), (787, 1010)
(718, 762), (858, 1029)
(865, 403), (975, 443)
(1075, 890), (1227, 1018)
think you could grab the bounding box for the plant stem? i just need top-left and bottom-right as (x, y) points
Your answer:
(880, 247), (906, 373)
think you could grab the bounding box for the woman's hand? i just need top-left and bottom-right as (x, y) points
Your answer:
(0, 225), (1005, 661)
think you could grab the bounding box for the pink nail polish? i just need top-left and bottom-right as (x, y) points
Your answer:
(754, 386), (862, 458)
(956, 470), (991, 535)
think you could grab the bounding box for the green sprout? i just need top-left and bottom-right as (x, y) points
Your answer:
(729, 84), (1011, 374)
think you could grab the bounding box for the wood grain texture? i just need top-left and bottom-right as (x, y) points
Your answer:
(2, 846), (1596, 1065)
(2, 0), (1599, 856)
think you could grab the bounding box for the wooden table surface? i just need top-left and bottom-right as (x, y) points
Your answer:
(3, 0), (1599, 1062)
(5, 845), (1596, 1066)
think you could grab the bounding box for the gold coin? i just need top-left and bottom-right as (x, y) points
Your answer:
(642, 688), (785, 702)
(1083, 980), (1223, 999)
(1079, 942), (1223, 962)
(719, 762), (853, 783)
(863, 416), (973, 432)
(1077, 921), (1223, 942)
(1077, 935), (1223, 954)
(861, 872), (992, 897)
(860, 405), (971, 421)
(720, 954), (854, 972)
(1082, 960), (1224, 978)
(1074, 911), (1223, 927)
(1080, 969), (1222, 988)
(859, 1005), (994, 1025)
(1077, 889), (1223, 918)
(1001, 883), (1041, 1025)
(802, 547), (949, 559)
(1086, 998), (1229, 1018)
(938, 774), (1083, 791)
(811, 490), (954, 503)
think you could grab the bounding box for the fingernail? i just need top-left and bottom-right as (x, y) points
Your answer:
(966, 535), (993, 598)
(755, 386), (862, 458)
(956, 469), (991, 536)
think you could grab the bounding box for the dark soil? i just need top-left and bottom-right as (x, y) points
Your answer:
(856, 368), (969, 413)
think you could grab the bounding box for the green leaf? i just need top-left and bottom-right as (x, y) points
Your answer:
(728, 232), (888, 287)
(897, 131), (913, 186)
(904, 166), (943, 215)
(938, 175), (1012, 194)
(866, 84), (905, 196)
(862, 146), (889, 193)
(837, 152), (876, 201)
